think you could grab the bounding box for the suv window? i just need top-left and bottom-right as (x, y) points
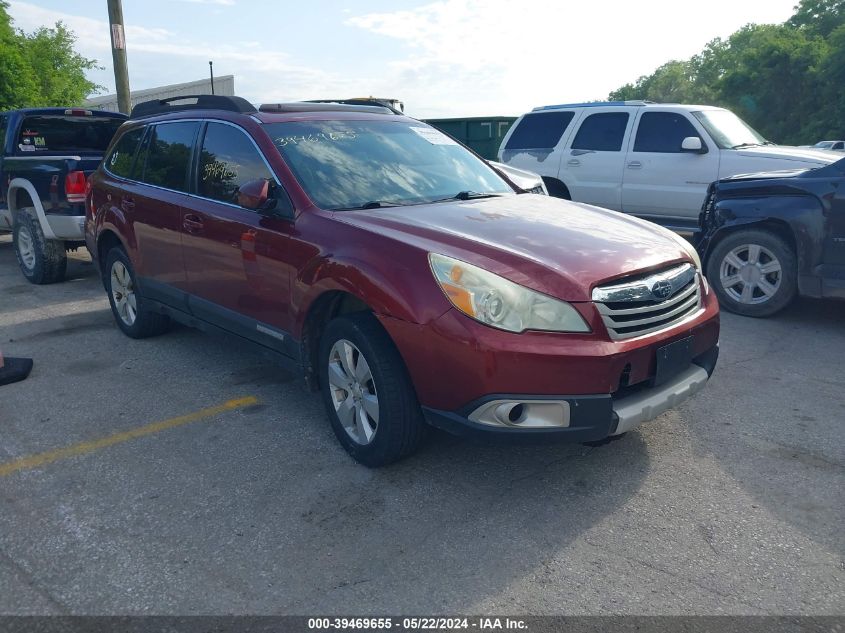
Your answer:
(634, 112), (701, 153)
(106, 127), (145, 179)
(141, 122), (199, 192)
(505, 111), (574, 150)
(198, 122), (274, 206)
(570, 112), (629, 152)
(16, 115), (123, 153)
(0, 115), (7, 151)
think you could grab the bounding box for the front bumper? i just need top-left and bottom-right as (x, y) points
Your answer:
(421, 344), (718, 440)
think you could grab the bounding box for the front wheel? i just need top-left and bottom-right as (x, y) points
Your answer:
(319, 312), (425, 467)
(706, 229), (797, 317)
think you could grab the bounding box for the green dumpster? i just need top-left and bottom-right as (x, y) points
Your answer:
(423, 116), (517, 160)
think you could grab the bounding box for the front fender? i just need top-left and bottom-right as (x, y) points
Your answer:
(700, 194), (824, 274)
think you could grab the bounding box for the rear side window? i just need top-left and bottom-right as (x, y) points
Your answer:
(0, 115), (8, 151)
(16, 115), (123, 153)
(505, 111), (574, 150)
(634, 112), (701, 153)
(198, 122), (274, 206)
(106, 127), (144, 179)
(570, 112), (629, 151)
(141, 122), (199, 192)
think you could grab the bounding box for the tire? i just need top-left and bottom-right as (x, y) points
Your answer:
(706, 229), (797, 318)
(318, 312), (425, 467)
(13, 208), (67, 284)
(104, 247), (170, 339)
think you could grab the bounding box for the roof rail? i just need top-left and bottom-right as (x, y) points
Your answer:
(259, 102), (394, 115)
(130, 95), (256, 119)
(532, 100), (654, 111)
(306, 99), (404, 115)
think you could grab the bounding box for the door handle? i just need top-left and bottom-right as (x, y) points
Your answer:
(567, 159), (581, 166)
(120, 197), (135, 211)
(183, 214), (204, 233)
(627, 161), (642, 169)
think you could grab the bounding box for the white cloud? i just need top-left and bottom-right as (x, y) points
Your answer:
(347, 0), (797, 118)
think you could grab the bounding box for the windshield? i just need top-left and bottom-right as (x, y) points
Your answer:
(263, 120), (512, 210)
(692, 110), (768, 149)
(17, 115), (124, 154)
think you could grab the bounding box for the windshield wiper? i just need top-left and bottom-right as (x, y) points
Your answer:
(332, 200), (411, 211)
(429, 191), (503, 203)
(731, 142), (764, 149)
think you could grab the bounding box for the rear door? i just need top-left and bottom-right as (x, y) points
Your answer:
(558, 109), (632, 210)
(126, 121), (199, 299)
(621, 110), (719, 225)
(498, 110), (576, 184)
(182, 121), (296, 352)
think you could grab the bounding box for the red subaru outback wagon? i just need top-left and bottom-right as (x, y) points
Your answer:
(86, 95), (720, 467)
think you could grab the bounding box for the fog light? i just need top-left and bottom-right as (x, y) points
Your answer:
(470, 399), (571, 428)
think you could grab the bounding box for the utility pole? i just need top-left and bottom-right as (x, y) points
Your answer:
(107, 0), (131, 114)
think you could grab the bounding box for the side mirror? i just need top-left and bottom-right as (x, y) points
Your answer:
(237, 178), (270, 210)
(681, 136), (706, 154)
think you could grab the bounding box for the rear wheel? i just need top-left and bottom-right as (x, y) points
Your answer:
(706, 229), (797, 317)
(104, 247), (170, 338)
(319, 312), (425, 467)
(13, 208), (67, 284)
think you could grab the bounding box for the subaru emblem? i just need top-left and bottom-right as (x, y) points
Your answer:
(652, 280), (673, 300)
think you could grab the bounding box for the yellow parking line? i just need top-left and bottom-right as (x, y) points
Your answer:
(0, 396), (259, 477)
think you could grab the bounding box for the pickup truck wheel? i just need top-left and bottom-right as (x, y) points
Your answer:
(319, 312), (425, 467)
(104, 247), (170, 338)
(706, 229), (797, 317)
(13, 208), (67, 284)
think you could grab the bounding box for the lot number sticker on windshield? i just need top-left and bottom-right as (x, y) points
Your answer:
(410, 126), (459, 146)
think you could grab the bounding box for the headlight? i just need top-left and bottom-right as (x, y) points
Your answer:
(429, 253), (590, 333)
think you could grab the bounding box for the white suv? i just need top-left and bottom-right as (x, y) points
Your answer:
(498, 101), (838, 231)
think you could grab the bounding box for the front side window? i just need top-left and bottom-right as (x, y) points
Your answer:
(634, 112), (702, 153)
(198, 122), (275, 206)
(16, 115), (123, 154)
(141, 122), (199, 192)
(106, 127), (144, 179)
(570, 112), (629, 151)
(263, 120), (512, 210)
(504, 111), (574, 151)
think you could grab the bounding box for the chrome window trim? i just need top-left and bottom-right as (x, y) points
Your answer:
(102, 118), (285, 212)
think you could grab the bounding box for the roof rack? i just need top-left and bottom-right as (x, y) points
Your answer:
(533, 100), (655, 111)
(259, 102), (394, 115)
(130, 95), (256, 119)
(306, 99), (404, 115)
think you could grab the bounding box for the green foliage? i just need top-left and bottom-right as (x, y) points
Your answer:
(608, 0), (845, 144)
(0, 0), (102, 110)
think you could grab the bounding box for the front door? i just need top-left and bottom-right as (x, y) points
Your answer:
(622, 111), (720, 223)
(181, 121), (295, 353)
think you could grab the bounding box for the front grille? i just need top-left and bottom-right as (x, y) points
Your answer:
(592, 263), (703, 340)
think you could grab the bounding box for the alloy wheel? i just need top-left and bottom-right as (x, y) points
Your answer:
(719, 243), (782, 305)
(110, 260), (138, 326)
(16, 225), (36, 271)
(327, 339), (379, 445)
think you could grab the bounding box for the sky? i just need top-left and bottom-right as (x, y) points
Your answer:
(7, 0), (798, 118)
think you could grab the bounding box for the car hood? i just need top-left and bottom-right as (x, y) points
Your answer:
(734, 145), (838, 166)
(336, 195), (693, 302)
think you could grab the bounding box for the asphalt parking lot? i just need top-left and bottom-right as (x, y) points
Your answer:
(0, 233), (843, 616)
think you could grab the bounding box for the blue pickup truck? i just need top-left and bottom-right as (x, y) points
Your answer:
(0, 107), (126, 283)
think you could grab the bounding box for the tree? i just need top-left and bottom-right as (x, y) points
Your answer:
(607, 1), (845, 144)
(0, 1), (102, 110)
